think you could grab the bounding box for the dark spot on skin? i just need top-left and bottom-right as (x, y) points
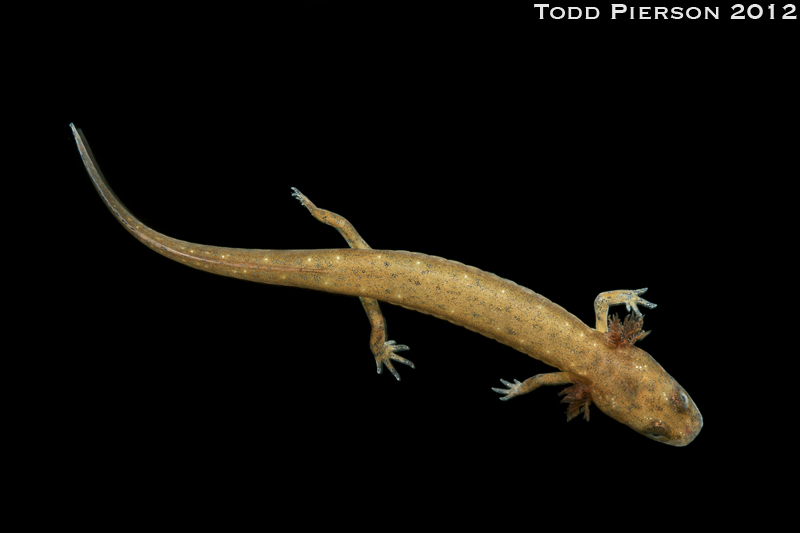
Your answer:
(621, 377), (638, 396)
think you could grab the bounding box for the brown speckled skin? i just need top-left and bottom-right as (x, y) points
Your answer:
(72, 124), (702, 446)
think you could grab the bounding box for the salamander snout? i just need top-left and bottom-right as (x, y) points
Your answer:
(643, 388), (703, 446)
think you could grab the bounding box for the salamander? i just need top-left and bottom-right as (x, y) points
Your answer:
(71, 123), (702, 446)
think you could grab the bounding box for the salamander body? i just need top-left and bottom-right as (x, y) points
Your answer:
(71, 124), (702, 446)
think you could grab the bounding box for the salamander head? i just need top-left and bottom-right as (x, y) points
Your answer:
(634, 383), (703, 446)
(590, 347), (703, 446)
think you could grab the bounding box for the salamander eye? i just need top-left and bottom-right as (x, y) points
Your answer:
(647, 421), (669, 440)
(671, 390), (689, 413)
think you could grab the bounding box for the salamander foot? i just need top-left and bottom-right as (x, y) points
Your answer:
(617, 288), (655, 315)
(493, 379), (525, 401)
(374, 340), (413, 381)
(290, 187), (309, 206)
(594, 288), (657, 332)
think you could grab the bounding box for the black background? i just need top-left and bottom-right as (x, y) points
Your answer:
(29, 1), (795, 525)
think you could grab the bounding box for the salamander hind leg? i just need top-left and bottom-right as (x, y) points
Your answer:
(363, 297), (414, 381)
(291, 188), (414, 380)
(291, 187), (371, 249)
(593, 288), (656, 333)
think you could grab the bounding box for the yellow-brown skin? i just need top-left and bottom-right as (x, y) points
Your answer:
(71, 124), (702, 446)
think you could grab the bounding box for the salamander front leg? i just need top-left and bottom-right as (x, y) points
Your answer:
(493, 372), (572, 401)
(593, 288), (656, 333)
